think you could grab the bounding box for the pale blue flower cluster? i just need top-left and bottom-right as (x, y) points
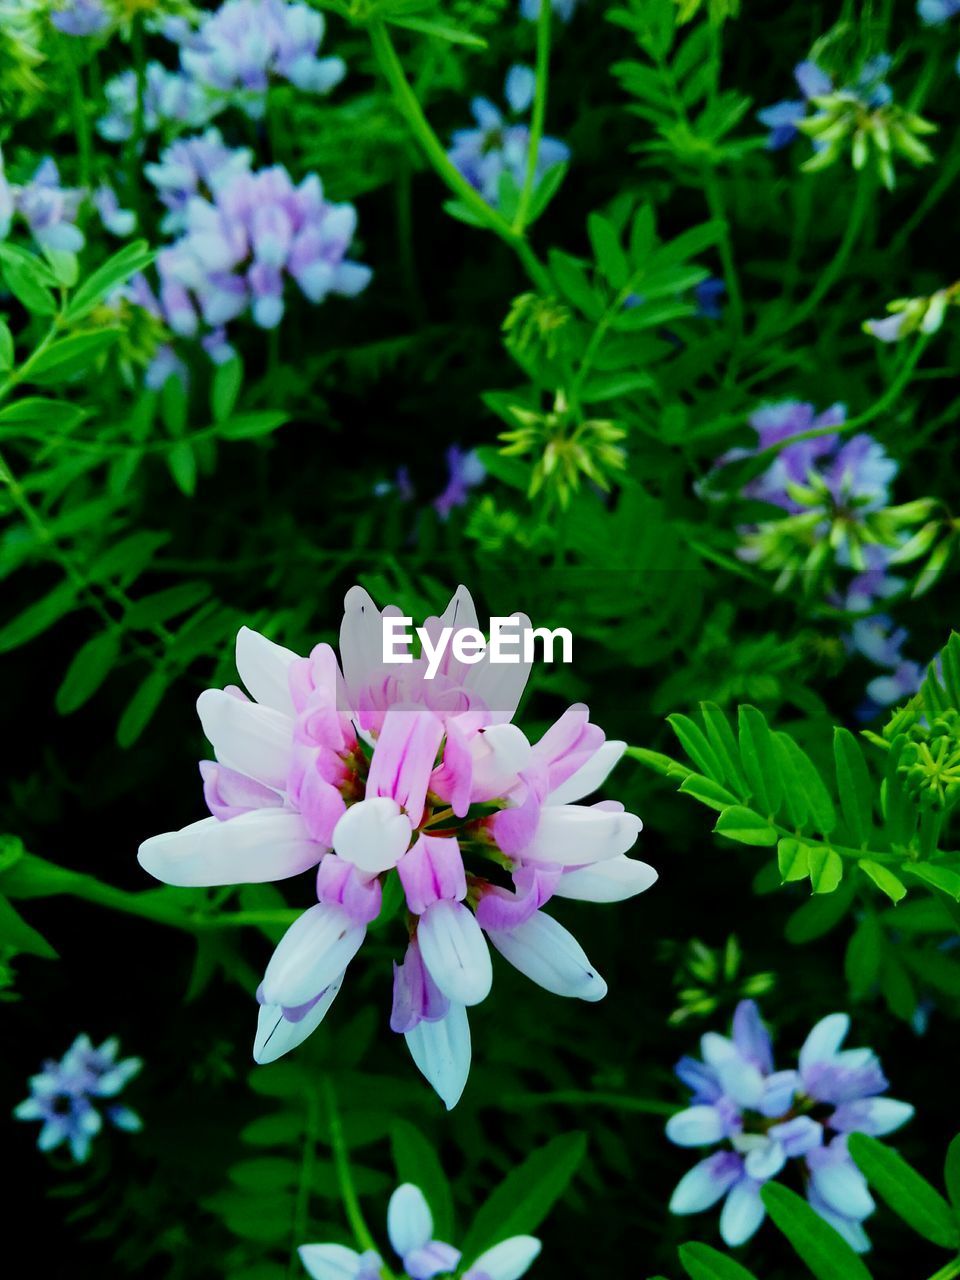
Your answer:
(51, 0), (109, 37)
(0, 153), (85, 252)
(758, 56), (892, 149)
(667, 1001), (913, 1251)
(520, 0), (582, 20)
(448, 66), (569, 210)
(98, 0), (344, 140)
(14, 1034), (142, 1163)
(919, 0), (960, 24)
(300, 1182), (541, 1280)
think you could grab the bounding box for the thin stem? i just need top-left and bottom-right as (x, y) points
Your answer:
(927, 1258), (960, 1280)
(513, 0), (552, 234)
(703, 167), (744, 347)
(288, 1090), (319, 1280)
(126, 16), (147, 217)
(63, 38), (93, 190)
(366, 20), (550, 292)
(0, 318), (60, 404)
(323, 1078), (397, 1280)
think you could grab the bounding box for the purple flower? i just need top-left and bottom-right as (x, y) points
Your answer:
(145, 129), (253, 233)
(448, 66), (570, 209)
(94, 184), (136, 237)
(51, 0), (109, 36)
(172, 0), (345, 119)
(667, 1002), (913, 1251)
(14, 1034), (142, 1162)
(920, 0), (960, 22)
(98, 63), (215, 142)
(758, 61), (833, 149)
(2, 156), (85, 253)
(695, 277), (726, 319)
(137, 589), (653, 1109)
(434, 446), (486, 519)
(300, 1182), (541, 1280)
(155, 163), (370, 343)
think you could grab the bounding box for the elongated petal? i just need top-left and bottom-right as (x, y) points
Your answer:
(387, 1184), (434, 1258)
(418, 901), (493, 1007)
(807, 1190), (872, 1253)
(487, 911), (606, 1001)
(465, 1236), (542, 1280)
(546, 740), (626, 805)
(254, 974), (344, 1064)
(298, 1243), (366, 1280)
(196, 688), (293, 789)
(552, 855), (657, 903)
(463, 612), (532, 724)
(720, 1179), (765, 1247)
(405, 1003), (471, 1110)
(830, 1097), (914, 1136)
(261, 904), (365, 1007)
(809, 1153), (874, 1219)
(666, 1105), (727, 1148)
(333, 797), (412, 875)
(236, 626), (301, 715)
(799, 1012), (849, 1070)
(744, 1138), (785, 1181)
(670, 1152), (743, 1213)
(138, 809), (320, 887)
(520, 805), (641, 866)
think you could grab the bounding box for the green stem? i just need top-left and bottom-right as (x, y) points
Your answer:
(513, 0), (552, 234)
(703, 167), (744, 352)
(0, 317), (60, 404)
(126, 16), (147, 216)
(366, 20), (550, 292)
(926, 1258), (960, 1280)
(288, 1090), (319, 1280)
(323, 1078), (397, 1280)
(63, 39), (93, 190)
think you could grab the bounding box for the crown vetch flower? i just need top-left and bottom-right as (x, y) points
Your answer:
(14, 1034), (142, 1163)
(448, 66), (570, 210)
(300, 1182), (542, 1280)
(138, 586), (654, 1108)
(51, 0), (109, 36)
(667, 1001), (913, 1251)
(0, 153), (85, 253)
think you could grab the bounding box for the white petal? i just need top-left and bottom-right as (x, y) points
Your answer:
(405, 1004), (471, 1110)
(196, 688), (293, 789)
(253, 974), (344, 1064)
(387, 1184), (433, 1258)
(546, 741), (626, 805)
(471, 724), (533, 795)
(521, 805), (641, 867)
(744, 1139), (786, 1181)
(463, 612), (533, 724)
(669, 1157), (741, 1213)
(332, 797), (412, 875)
(138, 810), (319, 887)
(439, 584), (480, 633)
(700, 1034), (764, 1110)
(860, 1097), (915, 1135)
(261, 904), (365, 1007)
(298, 1244), (365, 1280)
(811, 1160), (874, 1220)
(486, 912), (607, 1001)
(235, 625), (301, 715)
(799, 1013), (849, 1070)
(720, 1180), (766, 1247)
(552, 855), (657, 903)
(666, 1105), (726, 1148)
(465, 1236), (542, 1280)
(418, 901), (493, 1007)
(339, 585), (388, 704)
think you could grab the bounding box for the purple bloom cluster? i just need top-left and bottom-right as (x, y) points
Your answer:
(448, 66), (570, 209)
(0, 153), (84, 253)
(919, 0), (960, 23)
(137, 587), (655, 1109)
(301, 1182), (541, 1280)
(520, 0), (581, 20)
(171, 0), (345, 118)
(98, 62), (215, 142)
(758, 56), (893, 149)
(378, 446), (486, 518)
(154, 163), (370, 343)
(51, 0), (109, 37)
(145, 128), (253, 233)
(14, 1034), (142, 1163)
(667, 1001), (913, 1251)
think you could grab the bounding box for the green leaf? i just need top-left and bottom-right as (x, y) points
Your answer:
(167, 441), (197, 496)
(0, 396), (87, 431)
(126, 582), (212, 629)
(778, 838), (810, 882)
(713, 805), (777, 846)
(807, 846), (843, 894)
(219, 411), (289, 440)
(0, 244), (57, 315)
(0, 580), (77, 652)
(391, 1120), (454, 1241)
(117, 668), (170, 748)
(457, 1133), (586, 1271)
(56, 630), (121, 714)
(844, 913), (883, 998)
(0, 318), (13, 370)
(858, 859), (906, 904)
(211, 357), (243, 423)
(0, 893), (57, 958)
(229, 1157), (299, 1192)
(680, 774), (740, 811)
(678, 1242), (760, 1280)
(785, 879), (856, 943)
(944, 1134), (960, 1215)
(588, 213), (630, 288)
(902, 864), (960, 900)
(240, 1112), (303, 1147)
(26, 330), (120, 384)
(848, 1133), (959, 1248)
(668, 713), (724, 780)
(833, 728), (873, 846)
(389, 16), (488, 47)
(65, 241), (155, 323)
(761, 1183), (874, 1280)
(738, 705), (782, 817)
(700, 702), (748, 794)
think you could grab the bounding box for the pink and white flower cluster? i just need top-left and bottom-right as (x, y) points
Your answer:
(138, 586), (654, 1108)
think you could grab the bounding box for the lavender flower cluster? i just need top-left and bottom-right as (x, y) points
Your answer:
(667, 1001), (913, 1251)
(0, 154), (84, 253)
(14, 1035), (141, 1163)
